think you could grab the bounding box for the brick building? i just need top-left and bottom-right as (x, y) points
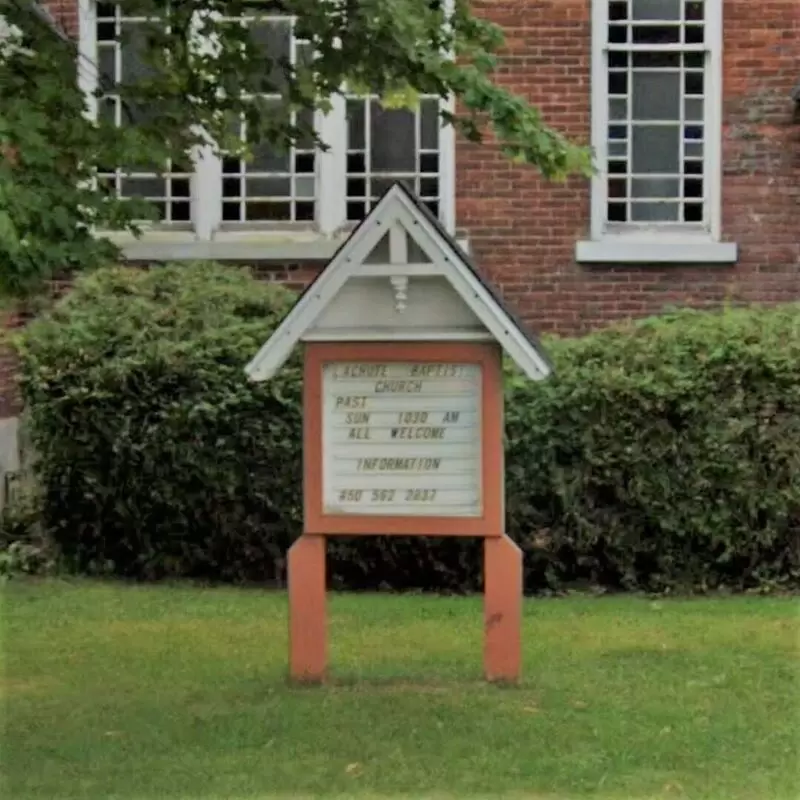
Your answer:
(2, 0), (799, 421)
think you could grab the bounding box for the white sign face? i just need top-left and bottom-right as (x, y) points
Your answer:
(322, 362), (482, 517)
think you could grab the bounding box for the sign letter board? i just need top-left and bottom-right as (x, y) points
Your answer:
(322, 361), (482, 517)
(304, 342), (504, 537)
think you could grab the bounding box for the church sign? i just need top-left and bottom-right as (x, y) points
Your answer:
(321, 359), (482, 518)
(304, 343), (504, 537)
(246, 182), (552, 684)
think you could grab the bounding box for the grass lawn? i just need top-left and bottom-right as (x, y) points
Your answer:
(1, 580), (798, 800)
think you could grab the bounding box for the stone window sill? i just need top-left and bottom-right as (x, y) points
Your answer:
(101, 230), (472, 262)
(102, 229), (350, 262)
(575, 238), (738, 265)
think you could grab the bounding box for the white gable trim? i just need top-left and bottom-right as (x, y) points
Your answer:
(245, 184), (551, 383)
(392, 195), (551, 382)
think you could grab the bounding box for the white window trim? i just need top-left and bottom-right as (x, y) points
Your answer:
(77, 0), (458, 261)
(576, 0), (736, 265)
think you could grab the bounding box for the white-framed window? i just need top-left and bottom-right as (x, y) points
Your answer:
(95, 3), (194, 225)
(219, 10), (317, 226)
(344, 95), (445, 222)
(77, 1), (456, 257)
(579, 0), (736, 263)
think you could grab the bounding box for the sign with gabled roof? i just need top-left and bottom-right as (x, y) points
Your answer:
(245, 181), (551, 383)
(247, 182), (551, 687)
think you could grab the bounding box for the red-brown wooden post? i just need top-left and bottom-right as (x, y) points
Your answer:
(484, 535), (523, 682)
(288, 534), (327, 683)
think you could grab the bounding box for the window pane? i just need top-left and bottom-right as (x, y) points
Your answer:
(172, 178), (190, 198)
(245, 177), (292, 197)
(609, 71), (628, 95)
(631, 177), (680, 198)
(348, 152), (365, 173)
(684, 124), (703, 140)
(370, 104), (416, 172)
(98, 45), (116, 85)
(346, 96), (442, 222)
(609, 51), (628, 69)
(120, 24), (153, 85)
(295, 176), (315, 198)
(95, 8), (189, 224)
(631, 25), (680, 44)
(684, 141), (704, 158)
(420, 153), (438, 173)
(223, 17), (317, 224)
(99, 96), (117, 125)
(685, 1), (704, 21)
(609, 1), (628, 21)
(295, 152), (315, 173)
(684, 97), (704, 121)
(120, 177), (166, 198)
(632, 72), (681, 120)
(420, 177), (438, 197)
(296, 202), (314, 221)
(684, 52), (704, 69)
(250, 19), (291, 90)
(609, 178), (627, 198)
(251, 142), (289, 172)
(420, 100), (439, 150)
(223, 177), (241, 198)
(631, 0), (680, 20)
(684, 202), (703, 222)
(247, 202), (291, 221)
(631, 125), (680, 172)
(632, 52), (680, 69)
(683, 178), (703, 198)
(608, 203), (627, 221)
(172, 202), (190, 221)
(609, 98), (627, 120)
(609, 124), (627, 140)
(685, 72), (704, 95)
(631, 201), (679, 221)
(608, 24), (628, 43)
(295, 108), (315, 149)
(347, 100), (366, 150)
(685, 24), (704, 43)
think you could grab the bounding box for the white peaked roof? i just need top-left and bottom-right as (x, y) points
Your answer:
(245, 182), (552, 382)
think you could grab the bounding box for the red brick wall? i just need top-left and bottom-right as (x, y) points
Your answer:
(2, 0), (798, 417)
(458, 0), (800, 335)
(43, 0), (78, 34)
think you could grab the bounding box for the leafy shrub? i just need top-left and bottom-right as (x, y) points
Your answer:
(0, 477), (41, 547)
(0, 540), (59, 580)
(15, 263), (303, 581)
(0, 469), (59, 580)
(15, 264), (800, 592)
(505, 305), (800, 592)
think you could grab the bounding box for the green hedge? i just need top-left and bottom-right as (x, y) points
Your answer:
(505, 306), (800, 592)
(15, 264), (303, 583)
(14, 264), (800, 592)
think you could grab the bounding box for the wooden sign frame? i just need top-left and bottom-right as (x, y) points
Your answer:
(289, 340), (523, 685)
(302, 341), (505, 537)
